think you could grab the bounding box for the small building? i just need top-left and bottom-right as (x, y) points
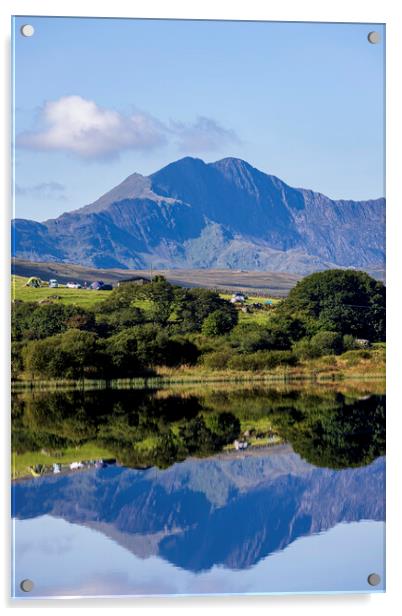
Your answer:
(25, 276), (42, 288)
(117, 276), (151, 287)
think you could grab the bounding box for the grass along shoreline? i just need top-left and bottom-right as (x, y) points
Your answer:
(12, 372), (386, 392)
(12, 346), (385, 391)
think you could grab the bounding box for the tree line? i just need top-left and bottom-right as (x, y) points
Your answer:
(12, 270), (385, 379)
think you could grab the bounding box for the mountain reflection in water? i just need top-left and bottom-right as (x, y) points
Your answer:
(11, 387), (385, 596)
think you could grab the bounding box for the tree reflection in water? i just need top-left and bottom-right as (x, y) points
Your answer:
(12, 388), (385, 470)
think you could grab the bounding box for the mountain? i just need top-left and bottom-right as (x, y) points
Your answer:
(12, 451), (385, 572)
(12, 157), (385, 275)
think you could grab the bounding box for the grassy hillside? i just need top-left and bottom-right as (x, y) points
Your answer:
(12, 275), (279, 324)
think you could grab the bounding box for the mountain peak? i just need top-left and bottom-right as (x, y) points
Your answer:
(71, 172), (151, 217)
(150, 156), (206, 177)
(211, 157), (253, 170)
(13, 155), (385, 275)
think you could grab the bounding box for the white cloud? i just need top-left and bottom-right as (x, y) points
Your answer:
(172, 116), (240, 153)
(16, 96), (240, 160)
(15, 181), (67, 200)
(17, 96), (166, 159)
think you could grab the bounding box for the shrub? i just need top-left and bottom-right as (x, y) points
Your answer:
(309, 331), (343, 356)
(342, 334), (356, 351)
(22, 329), (101, 379)
(202, 310), (236, 336)
(202, 350), (232, 370)
(292, 338), (316, 360)
(340, 349), (372, 364)
(12, 302), (96, 341)
(229, 322), (291, 353)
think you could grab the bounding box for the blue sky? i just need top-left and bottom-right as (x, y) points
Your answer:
(14, 516), (385, 596)
(12, 17), (385, 221)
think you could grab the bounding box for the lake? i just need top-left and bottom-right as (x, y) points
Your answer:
(11, 385), (385, 597)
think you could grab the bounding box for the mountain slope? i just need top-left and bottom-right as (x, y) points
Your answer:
(12, 157), (385, 275)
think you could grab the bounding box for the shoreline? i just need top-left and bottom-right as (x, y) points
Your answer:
(12, 371), (386, 392)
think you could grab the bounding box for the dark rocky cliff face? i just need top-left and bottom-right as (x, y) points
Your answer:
(12, 452), (385, 572)
(12, 157), (385, 275)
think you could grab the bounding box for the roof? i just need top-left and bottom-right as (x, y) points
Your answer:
(119, 276), (151, 283)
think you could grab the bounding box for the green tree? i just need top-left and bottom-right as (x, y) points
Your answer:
(278, 270), (385, 340)
(204, 411), (241, 443)
(12, 301), (96, 341)
(175, 288), (238, 333)
(143, 276), (176, 325)
(58, 329), (99, 379)
(201, 310), (236, 336)
(272, 394), (385, 469)
(22, 329), (100, 379)
(22, 338), (68, 379)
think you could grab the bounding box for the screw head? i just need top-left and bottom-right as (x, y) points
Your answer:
(20, 578), (34, 592)
(20, 24), (35, 37)
(367, 31), (380, 44)
(367, 573), (381, 586)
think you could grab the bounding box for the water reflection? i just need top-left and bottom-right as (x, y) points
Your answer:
(12, 388), (385, 470)
(11, 387), (386, 596)
(12, 450), (385, 596)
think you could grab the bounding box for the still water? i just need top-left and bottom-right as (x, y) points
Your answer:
(11, 387), (385, 597)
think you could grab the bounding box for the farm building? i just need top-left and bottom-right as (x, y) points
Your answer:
(117, 276), (151, 287)
(25, 276), (42, 288)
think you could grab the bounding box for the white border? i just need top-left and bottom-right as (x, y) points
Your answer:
(1, 1), (401, 614)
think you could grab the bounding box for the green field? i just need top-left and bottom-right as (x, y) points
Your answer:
(221, 293), (280, 324)
(12, 442), (115, 480)
(12, 275), (111, 308)
(12, 275), (280, 324)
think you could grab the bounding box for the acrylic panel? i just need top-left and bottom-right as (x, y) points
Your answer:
(11, 16), (385, 598)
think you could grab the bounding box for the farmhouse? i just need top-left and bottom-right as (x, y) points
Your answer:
(117, 276), (151, 287)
